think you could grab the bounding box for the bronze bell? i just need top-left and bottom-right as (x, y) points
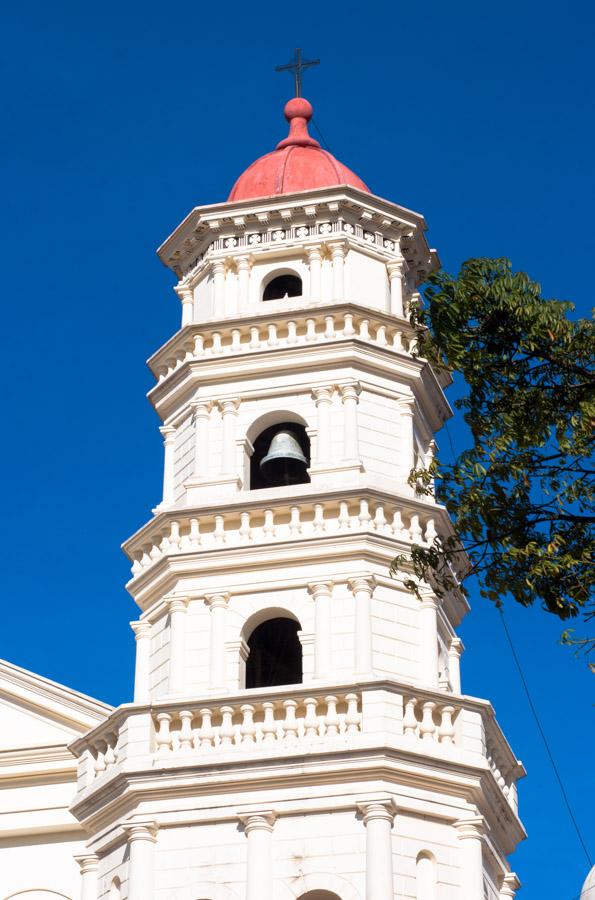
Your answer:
(260, 430), (308, 485)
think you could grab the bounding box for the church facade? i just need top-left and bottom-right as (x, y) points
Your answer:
(1, 95), (526, 900)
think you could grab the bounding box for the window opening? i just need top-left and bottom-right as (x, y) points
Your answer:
(246, 617), (302, 688)
(263, 273), (302, 301)
(250, 422), (310, 489)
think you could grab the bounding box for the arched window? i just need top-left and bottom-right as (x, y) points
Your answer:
(263, 272), (302, 301)
(246, 617), (302, 688)
(250, 422), (310, 490)
(299, 893), (342, 900)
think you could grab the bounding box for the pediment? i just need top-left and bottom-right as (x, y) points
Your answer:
(0, 659), (112, 752)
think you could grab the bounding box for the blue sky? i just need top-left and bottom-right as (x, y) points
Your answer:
(0, 0), (593, 896)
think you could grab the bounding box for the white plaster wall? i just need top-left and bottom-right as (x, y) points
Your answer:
(394, 812), (460, 899)
(0, 834), (85, 900)
(173, 413), (194, 501)
(346, 249), (390, 312)
(149, 613), (170, 698)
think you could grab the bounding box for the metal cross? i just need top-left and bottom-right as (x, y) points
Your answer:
(275, 48), (320, 97)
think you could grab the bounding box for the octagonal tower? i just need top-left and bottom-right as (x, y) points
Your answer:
(70, 96), (525, 900)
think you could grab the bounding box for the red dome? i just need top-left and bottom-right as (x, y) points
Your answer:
(228, 97), (370, 202)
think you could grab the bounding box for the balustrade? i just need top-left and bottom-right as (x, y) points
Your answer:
(151, 691), (361, 754)
(402, 696), (458, 745)
(126, 496), (440, 576)
(151, 307), (418, 384)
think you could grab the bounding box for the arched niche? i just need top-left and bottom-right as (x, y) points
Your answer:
(262, 268), (303, 302)
(246, 411), (310, 491)
(242, 609), (303, 689)
(416, 850), (437, 900)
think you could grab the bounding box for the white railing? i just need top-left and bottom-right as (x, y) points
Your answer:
(79, 681), (522, 815)
(153, 691), (361, 755)
(125, 496), (439, 577)
(402, 695), (458, 745)
(150, 307), (418, 384)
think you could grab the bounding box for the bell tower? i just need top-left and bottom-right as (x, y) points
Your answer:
(70, 95), (526, 900)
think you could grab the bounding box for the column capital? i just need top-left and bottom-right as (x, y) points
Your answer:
(387, 259), (405, 277)
(204, 591), (231, 610)
(307, 580), (333, 600)
(159, 424), (176, 441)
(122, 820), (159, 843)
(327, 239), (347, 258)
(339, 381), (361, 403)
(166, 596), (189, 615)
(174, 284), (193, 301)
(218, 397), (241, 415)
(419, 592), (439, 612)
(238, 810), (277, 833)
(453, 815), (486, 840)
(74, 853), (99, 874)
(307, 243), (323, 260)
(356, 797), (397, 825)
(312, 385), (334, 405)
(212, 259), (226, 274)
(500, 873), (521, 897)
(191, 399), (214, 418)
(348, 574), (376, 596)
(130, 620), (152, 640)
(236, 254), (251, 270)
(399, 395), (416, 415)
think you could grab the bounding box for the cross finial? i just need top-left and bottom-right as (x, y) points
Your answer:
(275, 48), (320, 98)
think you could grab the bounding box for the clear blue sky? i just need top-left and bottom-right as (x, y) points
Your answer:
(1, 1), (593, 897)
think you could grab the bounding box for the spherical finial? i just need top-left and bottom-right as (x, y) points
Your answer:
(284, 97), (313, 122)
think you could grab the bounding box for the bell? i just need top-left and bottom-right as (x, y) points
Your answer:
(260, 430), (308, 485)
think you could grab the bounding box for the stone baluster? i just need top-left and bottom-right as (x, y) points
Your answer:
(240, 704), (256, 743)
(448, 637), (464, 694)
(287, 320), (298, 343)
(338, 501), (351, 531)
(438, 705), (456, 744)
(339, 381), (361, 463)
(420, 701), (437, 740)
(214, 515), (226, 544)
(419, 591), (440, 688)
(178, 710), (194, 750)
(267, 323), (278, 346)
(342, 312), (355, 336)
(306, 317), (316, 341)
(289, 506), (302, 536)
(349, 575), (375, 676)
(376, 324), (388, 345)
(237, 256), (250, 311)
(250, 326), (260, 348)
(359, 318), (370, 339)
(387, 258), (405, 317)
(123, 821), (159, 900)
(262, 702), (277, 743)
(193, 333), (205, 356)
(93, 740), (106, 775)
(263, 508), (275, 538)
(282, 699), (299, 740)
(392, 509), (405, 538)
(403, 697), (418, 737)
(74, 853), (99, 900)
(239, 511), (251, 543)
(345, 693), (361, 733)
(324, 315), (336, 338)
(239, 812), (277, 900)
(219, 397), (240, 475)
(231, 328), (241, 351)
(392, 330), (403, 351)
(167, 597), (188, 696)
(312, 386), (334, 464)
(155, 712), (172, 754)
(205, 592), (230, 691)
(358, 499), (371, 529)
(324, 695), (340, 735)
(313, 503), (325, 533)
(191, 400), (212, 479)
(357, 799), (397, 900)
(303, 697), (319, 736)
(308, 581), (333, 679)
(308, 245), (322, 299)
(454, 816), (486, 900)
(159, 425), (176, 507)
(131, 620), (152, 704)
(219, 706), (235, 747)
(198, 708), (214, 748)
(211, 331), (222, 354)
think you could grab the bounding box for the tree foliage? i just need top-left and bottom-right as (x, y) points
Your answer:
(393, 258), (595, 657)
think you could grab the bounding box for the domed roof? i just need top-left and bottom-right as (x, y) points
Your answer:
(228, 97), (370, 202)
(581, 865), (595, 899)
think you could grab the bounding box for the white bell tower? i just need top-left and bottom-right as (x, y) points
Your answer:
(71, 95), (526, 900)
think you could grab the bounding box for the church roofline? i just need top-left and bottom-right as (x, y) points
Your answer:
(0, 658), (113, 734)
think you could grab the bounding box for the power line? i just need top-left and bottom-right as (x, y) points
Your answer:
(311, 117), (332, 153)
(498, 607), (592, 868)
